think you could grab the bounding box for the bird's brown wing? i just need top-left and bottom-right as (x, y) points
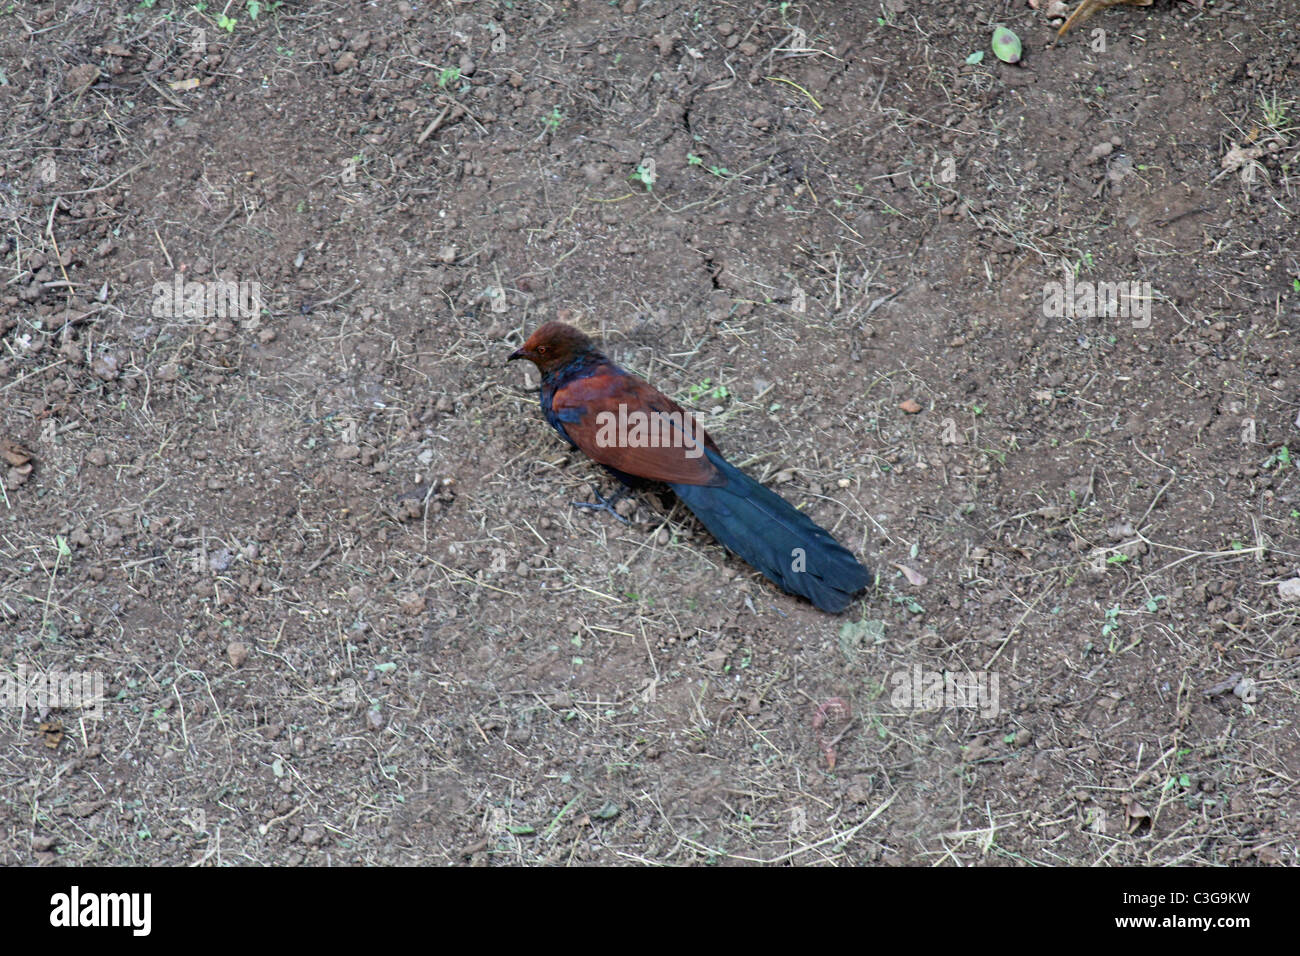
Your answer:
(551, 366), (725, 486)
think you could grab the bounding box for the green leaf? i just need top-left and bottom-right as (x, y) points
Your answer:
(992, 26), (1022, 64)
(965, 50), (984, 65)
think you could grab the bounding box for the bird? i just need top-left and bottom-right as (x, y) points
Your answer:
(508, 321), (872, 613)
(1055, 0), (1201, 38)
(1056, 0), (1151, 37)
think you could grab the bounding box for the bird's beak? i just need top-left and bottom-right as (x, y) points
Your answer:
(507, 347), (526, 364)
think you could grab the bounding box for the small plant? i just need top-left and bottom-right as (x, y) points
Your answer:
(1259, 92), (1292, 131)
(246, 0), (282, 18)
(686, 378), (728, 402)
(1100, 605), (1120, 648)
(437, 66), (461, 88)
(1263, 444), (1294, 476)
(216, 11), (236, 31)
(542, 106), (563, 132)
(629, 161), (656, 191)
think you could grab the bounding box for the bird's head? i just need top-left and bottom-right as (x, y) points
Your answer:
(507, 321), (595, 374)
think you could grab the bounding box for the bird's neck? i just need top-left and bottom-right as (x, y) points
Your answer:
(542, 349), (606, 388)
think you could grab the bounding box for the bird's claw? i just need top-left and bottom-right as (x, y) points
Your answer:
(571, 484), (631, 524)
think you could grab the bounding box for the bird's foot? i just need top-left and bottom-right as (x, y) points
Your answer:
(571, 483), (631, 524)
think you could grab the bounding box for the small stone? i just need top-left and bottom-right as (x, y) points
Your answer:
(899, 398), (923, 414)
(64, 64), (100, 91)
(227, 641), (250, 667)
(1087, 141), (1113, 163)
(91, 353), (120, 381)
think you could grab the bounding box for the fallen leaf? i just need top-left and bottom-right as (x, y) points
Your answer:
(39, 720), (64, 750)
(892, 562), (928, 586)
(1, 439), (32, 467)
(1124, 799), (1150, 833)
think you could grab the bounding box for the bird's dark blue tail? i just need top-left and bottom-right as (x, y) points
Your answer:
(670, 450), (872, 613)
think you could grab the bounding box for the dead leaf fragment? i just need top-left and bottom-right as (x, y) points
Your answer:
(1221, 142), (1265, 173)
(39, 720), (64, 750)
(1124, 799), (1150, 833)
(1, 439), (32, 467)
(893, 563), (928, 586)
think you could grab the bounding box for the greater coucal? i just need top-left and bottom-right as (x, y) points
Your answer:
(508, 322), (872, 612)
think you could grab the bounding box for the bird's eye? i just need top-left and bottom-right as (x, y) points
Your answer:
(537, 345), (547, 354)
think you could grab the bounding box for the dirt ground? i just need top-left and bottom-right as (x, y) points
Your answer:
(1, 0), (1297, 866)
